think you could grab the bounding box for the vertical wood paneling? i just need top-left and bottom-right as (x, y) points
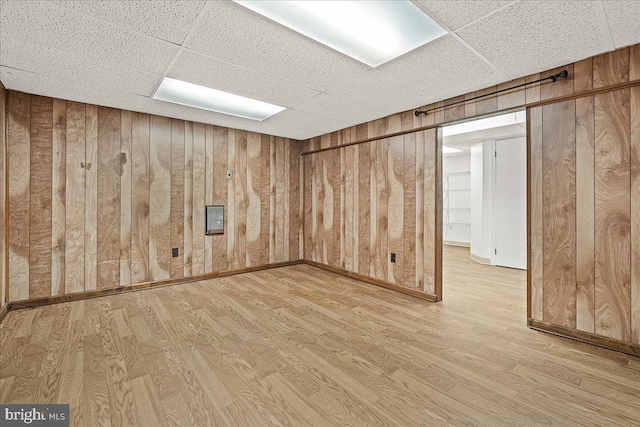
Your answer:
(593, 48), (629, 89)
(423, 129), (437, 294)
(85, 104), (98, 291)
(475, 86), (498, 116)
(331, 136), (340, 267)
(388, 136), (403, 284)
(275, 138), (286, 262)
(184, 122), (193, 277)
(234, 130), (247, 269)
(631, 85), (640, 345)
(415, 131), (425, 290)
(170, 119), (184, 279)
(246, 132), (261, 267)
(542, 101), (576, 328)
(149, 116), (171, 281)
(574, 58), (593, 93)
(119, 110), (131, 287)
(226, 130), (236, 269)
(204, 125), (214, 274)
(96, 106), (121, 289)
(374, 139), (388, 281)
(529, 106), (544, 320)
(212, 125), (228, 272)
(191, 123), (206, 276)
(312, 149), (321, 263)
(8, 91), (30, 301)
(30, 95), (53, 298)
(284, 139), (291, 261)
(288, 141), (300, 261)
(131, 113), (149, 284)
(525, 74), (541, 104)
(594, 90), (631, 341)
(575, 97), (595, 333)
(65, 102), (85, 294)
(270, 137), (277, 262)
(358, 137), (370, 276)
(261, 135), (271, 265)
(404, 133), (416, 289)
(51, 99), (66, 295)
(541, 65), (574, 101)
(303, 152), (312, 260)
(0, 83), (4, 307)
(497, 79), (526, 110)
(344, 145), (354, 271)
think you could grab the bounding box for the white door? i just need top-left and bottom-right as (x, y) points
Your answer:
(494, 137), (526, 269)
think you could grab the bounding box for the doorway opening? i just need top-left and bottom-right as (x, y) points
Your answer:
(440, 111), (527, 301)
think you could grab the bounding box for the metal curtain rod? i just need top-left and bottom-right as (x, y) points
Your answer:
(414, 70), (569, 117)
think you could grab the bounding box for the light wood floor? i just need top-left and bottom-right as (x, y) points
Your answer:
(1, 247), (639, 426)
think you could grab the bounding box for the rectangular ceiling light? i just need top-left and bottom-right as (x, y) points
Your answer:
(233, 1), (447, 67)
(443, 111), (526, 137)
(153, 77), (286, 121)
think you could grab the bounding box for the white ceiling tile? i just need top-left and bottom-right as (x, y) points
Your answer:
(0, 35), (160, 97)
(377, 35), (505, 100)
(296, 93), (389, 125)
(0, 0), (178, 74)
(51, 1), (206, 45)
(603, 1), (640, 49)
(456, 1), (611, 79)
(0, 66), (150, 112)
(166, 49), (320, 108)
(184, 0), (370, 92)
(414, 1), (515, 30)
(326, 69), (441, 114)
(265, 109), (353, 134)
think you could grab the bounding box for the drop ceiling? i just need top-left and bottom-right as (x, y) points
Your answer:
(1, 0), (639, 140)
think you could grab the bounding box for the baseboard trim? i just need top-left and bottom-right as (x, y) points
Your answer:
(470, 253), (492, 266)
(4, 260), (302, 313)
(443, 240), (470, 248)
(303, 260), (439, 302)
(0, 304), (8, 324)
(528, 319), (640, 358)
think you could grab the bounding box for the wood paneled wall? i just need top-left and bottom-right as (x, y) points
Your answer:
(303, 116), (442, 298)
(6, 91), (302, 302)
(530, 48), (640, 347)
(0, 81), (6, 310)
(301, 44), (640, 350)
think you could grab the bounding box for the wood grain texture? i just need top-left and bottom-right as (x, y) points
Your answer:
(227, 130), (236, 269)
(415, 131), (425, 291)
(388, 136), (403, 284)
(131, 113), (150, 285)
(528, 106), (544, 321)
(85, 104), (98, 291)
(30, 95), (53, 298)
(632, 86), (640, 345)
(246, 133), (261, 267)
(542, 100), (576, 328)
(593, 48), (629, 89)
(261, 135), (272, 266)
(403, 133), (416, 289)
(423, 129), (437, 294)
(51, 99), (66, 296)
(275, 138), (286, 262)
(120, 110), (132, 287)
(594, 90), (631, 341)
(289, 140), (301, 261)
(65, 102), (85, 294)
(7, 91), (30, 301)
(183, 122), (193, 277)
(374, 139), (388, 281)
(212, 126), (227, 272)
(4, 249), (640, 425)
(575, 96), (595, 333)
(96, 107), (121, 290)
(234, 130), (247, 269)
(191, 123), (206, 277)
(170, 119), (184, 280)
(497, 78), (526, 111)
(149, 116), (171, 282)
(357, 138), (370, 276)
(204, 125), (214, 274)
(574, 58), (593, 93)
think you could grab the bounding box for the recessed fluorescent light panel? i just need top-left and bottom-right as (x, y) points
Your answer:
(153, 77), (286, 121)
(442, 146), (462, 154)
(443, 111), (526, 137)
(233, 1), (447, 67)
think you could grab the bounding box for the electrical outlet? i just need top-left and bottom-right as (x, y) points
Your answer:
(390, 253), (396, 263)
(172, 248), (179, 258)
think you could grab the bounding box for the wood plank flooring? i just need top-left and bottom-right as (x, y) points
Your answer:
(1, 246), (639, 426)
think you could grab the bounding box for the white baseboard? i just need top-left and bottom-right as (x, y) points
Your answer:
(470, 253), (492, 265)
(443, 240), (470, 248)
